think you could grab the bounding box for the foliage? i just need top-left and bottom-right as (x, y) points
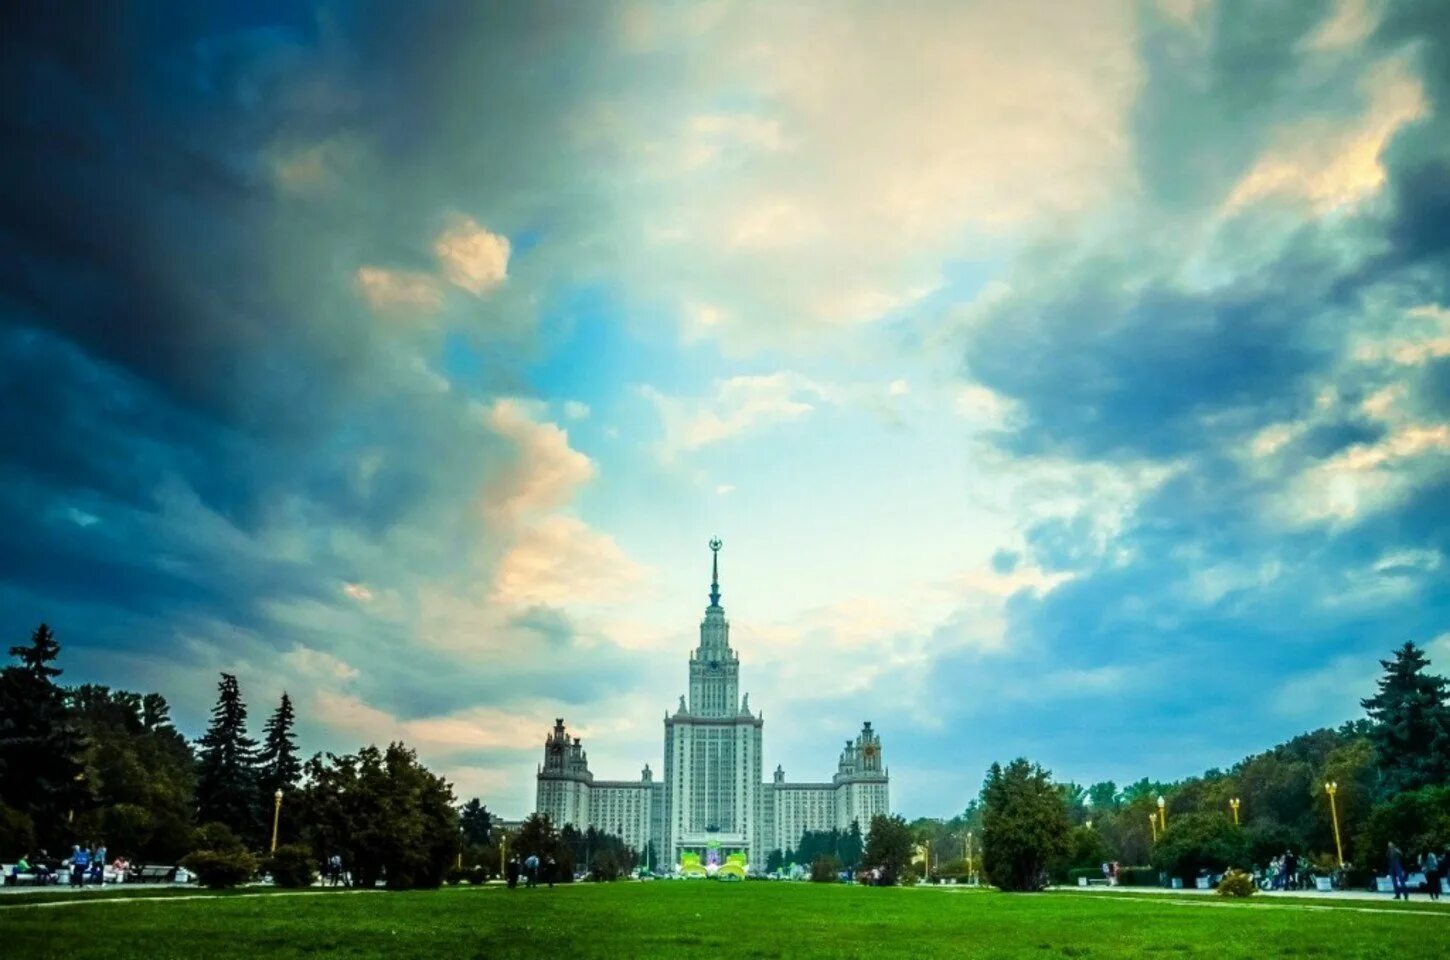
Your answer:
(1150, 812), (1249, 881)
(459, 798), (492, 846)
(1054, 825), (1112, 881)
(0, 624), (87, 847)
(193, 821), (245, 853)
(182, 847), (259, 888)
(863, 814), (914, 885)
(811, 854), (842, 882)
(296, 743), (459, 889)
(257, 692), (302, 825)
(590, 848), (624, 881)
(1216, 869), (1257, 897)
(195, 673), (260, 844)
(0, 803), (36, 856)
(981, 759), (1072, 892)
(1361, 643), (1450, 794)
(67, 684), (197, 861)
(266, 843), (317, 888)
(1357, 785), (1450, 870)
(783, 822), (864, 871)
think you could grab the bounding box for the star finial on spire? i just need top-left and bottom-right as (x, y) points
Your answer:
(709, 537), (722, 606)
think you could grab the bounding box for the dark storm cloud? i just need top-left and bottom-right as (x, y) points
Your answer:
(944, 0), (1450, 781)
(0, 0), (644, 718)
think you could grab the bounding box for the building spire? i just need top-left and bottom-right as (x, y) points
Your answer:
(708, 537), (723, 607)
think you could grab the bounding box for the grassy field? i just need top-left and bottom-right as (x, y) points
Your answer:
(4, 882), (1447, 959)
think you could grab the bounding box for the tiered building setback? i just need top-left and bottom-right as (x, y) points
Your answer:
(535, 540), (889, 870)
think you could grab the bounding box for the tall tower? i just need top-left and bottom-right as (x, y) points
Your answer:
(663, 539), (764, 868)
(688, 538), (740, 716)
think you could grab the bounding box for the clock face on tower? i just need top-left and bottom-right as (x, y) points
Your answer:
(863, 744), (879, 762)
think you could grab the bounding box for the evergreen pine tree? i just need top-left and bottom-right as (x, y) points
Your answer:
(195, 673), (260, 842)
(257, 691), (302, 798)
(1361, 642), (1450, 793)
(459, 798), (492, 846)
(0, 624), (87, 845)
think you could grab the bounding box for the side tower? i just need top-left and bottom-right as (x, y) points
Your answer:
(834, 721), (889, 836)
(663, 539), (765, 869)
(536, 718), (593, 828)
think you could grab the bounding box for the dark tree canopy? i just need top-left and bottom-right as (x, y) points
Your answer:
(0, 624), (86, 847)
(194, 673), (260, 843)
(862, 813), (914, 884)
(981, 759), (1072, 892)
(258, 691), (303, 801)
(460, 798), (493, 847)
(1361, 642), (1450, 793)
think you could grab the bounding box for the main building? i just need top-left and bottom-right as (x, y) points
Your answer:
(535, 540), (889, 870)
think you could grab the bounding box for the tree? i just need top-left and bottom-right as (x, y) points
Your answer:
(257, 692), (302, 804)
(194, 673), (259, 843)
(67, 685), (196, 861)
(460, 798), (493, 846)
(1087, 781), (1120, 811)
(296, 743), (460, 889)
(1361, 642), (1450, 793)
(1357, 786), (1450, 871)
(981, 759), (1072, 892)
(0, 624), (86, 846)
(862, 814), (914, 885)
(1150, 812), (1249, 882)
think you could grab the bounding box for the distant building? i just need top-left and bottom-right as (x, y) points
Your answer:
(536, 540), (889, 869)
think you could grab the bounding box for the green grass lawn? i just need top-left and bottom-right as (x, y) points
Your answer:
(4, 882), (1446, 959)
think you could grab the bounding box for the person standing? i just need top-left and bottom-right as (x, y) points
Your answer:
(70, 844), (90, 886)
(1420, 849), (1441, 902)
(1388, 842), (1410, 900)
(524, 854), (539, 888)
(505, 857), (519, 889)
(545, 856), (557, 889)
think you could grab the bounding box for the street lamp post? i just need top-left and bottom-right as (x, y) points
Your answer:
(1230, 797), (1241, 826)
(1325, 781), (1345, 867)
(1149, 813), (1158, 843)
(1157, 796), (1166, 834)
(270, 788), (283, 853)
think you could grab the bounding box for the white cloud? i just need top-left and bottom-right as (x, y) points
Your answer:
(354, 266), (443, 312)
(492, 514), (648, 606)
(563, 400), (591, 420)
(640, 372), (832, 461)
(434, 216), (510, 296)
(1224, 58), (1427, 214)
(482, 398), (595, 518)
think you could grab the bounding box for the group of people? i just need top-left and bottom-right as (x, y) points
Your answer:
(8, 843), (128, 886)
(1266, 850), (1305, 891)
(504, 854), (558, 888)
(1386, 842), (1444, 901)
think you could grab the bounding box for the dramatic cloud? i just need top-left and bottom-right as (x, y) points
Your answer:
(3, 0), (1449, 818)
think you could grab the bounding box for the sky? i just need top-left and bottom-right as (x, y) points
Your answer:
(2, 0), (1449, 819)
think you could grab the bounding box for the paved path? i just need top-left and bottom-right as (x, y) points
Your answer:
(1051, 883), (1444, 904)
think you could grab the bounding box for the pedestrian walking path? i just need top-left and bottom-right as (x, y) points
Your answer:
(1052, 883), (1443, 904)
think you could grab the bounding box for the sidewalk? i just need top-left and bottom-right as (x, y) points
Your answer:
(1054, 884), (1445, 904)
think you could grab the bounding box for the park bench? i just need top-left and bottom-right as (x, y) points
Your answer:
(3, 864), (59, 886)
(1076, 877), (1110, 887)
(126, 864), (177, 884)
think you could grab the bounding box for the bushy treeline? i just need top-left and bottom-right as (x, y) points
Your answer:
(764, 821), (865, 873)
(0, 623), (481, 890)
(937, 641), (1450, 891)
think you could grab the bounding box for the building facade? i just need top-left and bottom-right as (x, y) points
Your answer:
(535, 540), (889, 870)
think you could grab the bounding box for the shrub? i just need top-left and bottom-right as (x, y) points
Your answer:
(182, 848), (259, 889)
(1151, 813), (1249, 883)
(445, 866), (467, 885)
(811, 854), (842, 882)
(191, 821), (245, 853)
(468, 865), (490, 885)
(265, 844), (316, 888)
(1217, 869), (1256, 898)
(590, 849), (623, 882)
